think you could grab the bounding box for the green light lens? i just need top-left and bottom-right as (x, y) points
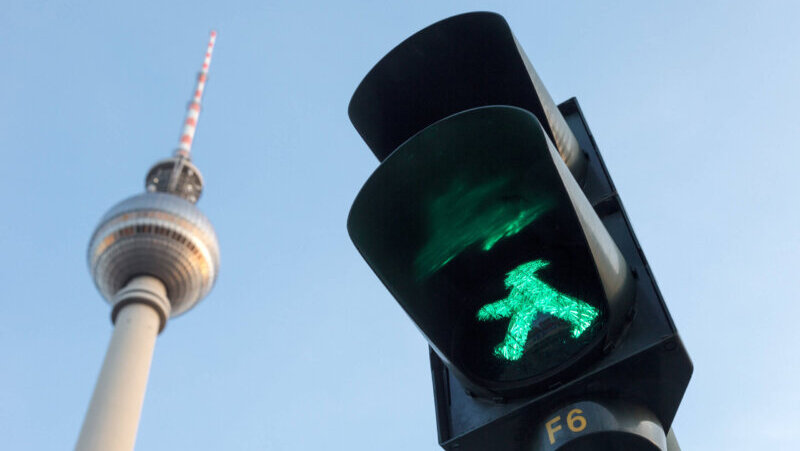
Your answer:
(477, 259), (599, 361)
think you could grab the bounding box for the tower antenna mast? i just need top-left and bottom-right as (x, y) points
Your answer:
(176, 31), (216, 159)
(169, 30), (217, 192)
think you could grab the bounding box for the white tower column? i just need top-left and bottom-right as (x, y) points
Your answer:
(76, 276), (170, 451)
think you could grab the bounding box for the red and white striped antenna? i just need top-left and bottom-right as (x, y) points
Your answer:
(175, 30), (217, 159)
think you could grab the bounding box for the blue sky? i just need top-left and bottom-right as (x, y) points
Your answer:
(1, 1), (799, 449)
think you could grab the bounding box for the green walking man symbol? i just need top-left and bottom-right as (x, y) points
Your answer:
(477, 259), (600, 361)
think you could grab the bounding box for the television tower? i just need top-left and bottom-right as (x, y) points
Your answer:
(76, 31), (220, 451)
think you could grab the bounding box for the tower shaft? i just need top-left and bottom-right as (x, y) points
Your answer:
(76, 277), (166, 451)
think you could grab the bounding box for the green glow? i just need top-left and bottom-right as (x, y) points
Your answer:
(415, 179), (552, 279)
(477, 260), (599, 361)
(480, 209), (540, 251)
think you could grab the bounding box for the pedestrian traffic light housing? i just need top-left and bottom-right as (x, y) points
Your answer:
(347, 11), (691, 450)
(348, 105), (635, 397)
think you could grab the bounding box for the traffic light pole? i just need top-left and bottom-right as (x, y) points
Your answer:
(532, 400), (667, 450)
(666, 429), (681, 451)
(529, 400), (682, 450)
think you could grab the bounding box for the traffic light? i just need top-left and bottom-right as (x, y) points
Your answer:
(349, 105), (635, 397)
(347, 12), (691, 450)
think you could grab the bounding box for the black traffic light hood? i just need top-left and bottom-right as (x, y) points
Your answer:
(348, 11), (586, 181)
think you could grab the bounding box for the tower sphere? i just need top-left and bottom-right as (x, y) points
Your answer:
(88, 192), (220, 318)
